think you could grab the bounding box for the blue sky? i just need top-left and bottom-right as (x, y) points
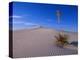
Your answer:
(9, 2), (78, 32)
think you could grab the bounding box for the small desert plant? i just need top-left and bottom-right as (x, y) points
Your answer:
(55, 33), (69, 48)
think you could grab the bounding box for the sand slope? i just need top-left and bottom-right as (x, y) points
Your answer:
(13, 28), (78, 58)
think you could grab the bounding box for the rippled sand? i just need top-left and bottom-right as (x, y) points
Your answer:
(13, 28), (78, 58)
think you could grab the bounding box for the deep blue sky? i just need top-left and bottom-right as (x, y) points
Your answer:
(10, 2), (78, 32)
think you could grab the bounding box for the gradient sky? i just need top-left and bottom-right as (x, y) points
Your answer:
(9, 2), (78, 32)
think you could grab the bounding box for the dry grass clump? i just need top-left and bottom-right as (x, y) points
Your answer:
(55, 33), (69, 48)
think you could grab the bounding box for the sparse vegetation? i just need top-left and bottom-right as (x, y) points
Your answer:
(55, 33), (69, 48)
(70, 41), (78, 47)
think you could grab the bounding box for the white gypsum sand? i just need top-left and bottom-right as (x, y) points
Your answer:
(13, 28), (78, 58)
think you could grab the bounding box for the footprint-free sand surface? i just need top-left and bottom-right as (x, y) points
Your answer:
(13, 28), (78, 58)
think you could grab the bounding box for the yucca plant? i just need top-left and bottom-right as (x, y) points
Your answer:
(55, 33), (69, 48)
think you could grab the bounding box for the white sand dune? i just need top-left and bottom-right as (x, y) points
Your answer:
(13, 28), (78, 58)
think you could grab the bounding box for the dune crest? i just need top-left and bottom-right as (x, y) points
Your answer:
(13, 28), (78, 58)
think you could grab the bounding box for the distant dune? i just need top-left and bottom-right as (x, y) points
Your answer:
(13, 28), (78, 58)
